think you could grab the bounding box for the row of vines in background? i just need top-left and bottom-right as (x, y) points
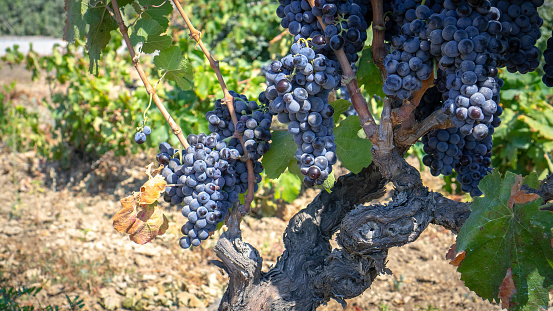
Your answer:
(2, 1), (553, 202)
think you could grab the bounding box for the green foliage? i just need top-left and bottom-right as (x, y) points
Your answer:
(334, 116), (373, 174)
(0, 283), (84, 311)
(130, 19), (172, 54)
(153, 46), (194, 91)
(456, 170), (553, 310)
(273, 171), (302, 202)
(85, 4), (118, 75)
(330, 99), (352, 124)
(0, 83), (50, 156)
(357, 48), (385, 97)
(492, 71), (553, 179)
(181, 0), (282, 63)
(261, 131), (297, 179)
(0, 0), (65, 36)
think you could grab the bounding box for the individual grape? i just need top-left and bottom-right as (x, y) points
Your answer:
(134, 132), (146, 144)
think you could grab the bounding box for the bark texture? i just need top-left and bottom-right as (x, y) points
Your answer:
(214, 161), (472, 310)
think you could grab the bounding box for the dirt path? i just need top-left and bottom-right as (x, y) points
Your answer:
(1, 151), (536, 311)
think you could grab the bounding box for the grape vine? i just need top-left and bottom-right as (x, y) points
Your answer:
(60, 0), (553, 309)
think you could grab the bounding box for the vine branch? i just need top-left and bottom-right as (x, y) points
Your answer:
(171, 0), (256, 225)
(306, 0), (379, 143)
(109, 0), (189, 149)
(370, 0), (387, 81)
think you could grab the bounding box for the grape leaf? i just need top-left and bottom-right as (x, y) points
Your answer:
(323, 171), (336, 193)
(130, 19), (171, 54)
(357, 48), (385, 97)
(85, 5), (118, 75)
(262, 131), (297, 179)
(117, 0), (135, 6)
(153, 46), (194, 90)
(139, 174), (166, 204)
(334, 116), (372, 174)
(113, 170), (169, 245)
(330, 99), (351, 124)
(64, 0), (89, 43)
(523, 171), (539, 190)
(138, 0), (173, 29)
(455, 170), (553, 311)
(274, 171), (301, 203)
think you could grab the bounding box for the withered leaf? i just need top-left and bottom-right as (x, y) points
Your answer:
(498, 268), (516, 310)
(113, 194), (139, 234)
(508, 175), (524, 209)
(446, 243), (457, 261)
(449, 251), (466, 267)
(129, 205), (169, 245)
(140, 174), (166, 205)
(113, 175), (170, 245)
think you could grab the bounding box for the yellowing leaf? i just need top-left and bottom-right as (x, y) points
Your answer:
(140, 174), (166, 204)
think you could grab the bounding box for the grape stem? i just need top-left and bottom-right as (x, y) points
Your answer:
(392, 71), (435, 125)
(171, 0), (256, 222)
(109, 0), (189, 149)
(394, 109), (453, 149)
(370, 0), (387, 81)
(306, 0), (379, 143)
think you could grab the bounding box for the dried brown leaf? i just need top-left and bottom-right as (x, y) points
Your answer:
(508, 175), (524, 209)
(129, 205), (169, 244)
(113, 194), (139, 234)
(499, 268), (516, 309)
(449, 251), (466, 267)
(446, 243), (457, 261)
(512, 191), (540, 205)
(140, 175), (166, 205)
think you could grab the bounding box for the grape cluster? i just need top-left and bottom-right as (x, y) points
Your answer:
(493, 0), (543, 74)
(415, 86), (443, 121)
(422, 124), (494, 196)
(422, 127), (464, 177)
(264, 40), (338, 186)
(206, 91), (272, 161)
(384, 1), (434, 100)
(155, 134), (253, 248)
(275, 0), (370, 65)
(543, 32), (553, 87)
(134, 126), (151, 144)
(454, 131), (493, 196)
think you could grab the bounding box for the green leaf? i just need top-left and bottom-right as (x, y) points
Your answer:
(456, 170), (553, 310)
(130, 19), (171, 54)
(322, 172), (336, 193)
(138, 0), (173, 29)
(519, 115), (553, 140)
(274, 171), (301, 203)
(357, 48), (384, 97)
(334, 116), (372, 174)
(64, 0), (89, 43)
(117, 0), (135, 6)
(523, 172), (540, 190)
(85, 5), (118, 75)
(262, 131), (297, 179)
(153, 46), (194, 90)
(330, 99), (351, 124)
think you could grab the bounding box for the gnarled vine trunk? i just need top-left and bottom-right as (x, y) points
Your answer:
(213, 159), (473, 310)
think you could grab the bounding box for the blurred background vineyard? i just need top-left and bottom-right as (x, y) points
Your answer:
(1, 1), (553, 310)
